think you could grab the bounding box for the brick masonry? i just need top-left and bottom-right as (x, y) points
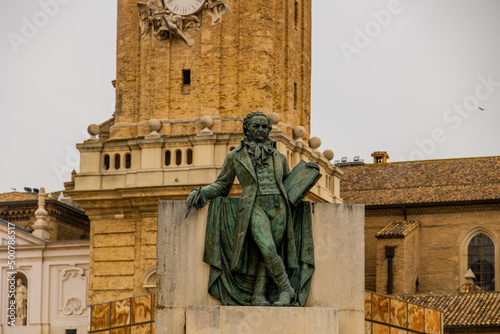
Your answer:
(112, 0), (312, 139)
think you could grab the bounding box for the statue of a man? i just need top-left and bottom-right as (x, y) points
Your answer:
(188, 111), (317, 306)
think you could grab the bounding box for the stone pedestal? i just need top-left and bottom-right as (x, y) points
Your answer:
(156, 201), (364, 334)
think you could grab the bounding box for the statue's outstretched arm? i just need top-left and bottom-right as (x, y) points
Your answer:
(202, 153), (236, 199)
(187, 153), (236, 209)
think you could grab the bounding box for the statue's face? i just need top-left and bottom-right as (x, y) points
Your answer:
(248, 116), (270, 142)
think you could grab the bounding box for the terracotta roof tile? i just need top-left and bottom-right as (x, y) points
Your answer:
(400, 292), (500, 327)
(376, 220), (420, 238)
(0, 192), (39, 202)
(340, 156), (500, 205)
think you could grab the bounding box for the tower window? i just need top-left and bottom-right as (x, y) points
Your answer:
(182, 69), (191, 94)
(103, 154), (110, 170)
(65, 330), (77, 334)
(114, 154), (121, 170)
(165, 150), (171, 166)
(175, 150), (182, 166)
(125, 153), (131, 169)
(294, 1), (299, 28)
(293, 82), (298, 109)
(468, 233), (495, 291)
(182, 69), (191, 85)
(186, 149), (193, 165)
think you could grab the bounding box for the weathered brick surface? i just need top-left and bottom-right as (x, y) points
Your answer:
(93, 246), (136, 262)
(111, 0), (312, 138)
(93, 234), (136, 247)
(375, 227), (420, 294)
(94, 262), (136, 276)
(92, 276), (135, 291)
(367, 207), (500, 294)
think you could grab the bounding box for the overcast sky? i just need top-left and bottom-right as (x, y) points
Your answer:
(1, 0), (499, 193)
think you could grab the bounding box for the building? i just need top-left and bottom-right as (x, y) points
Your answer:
(341, 153), (500, 333)
(0, 190), (89, 240)
(66, 0), (343, 305)
(341, 153), (500, 295)
(0, 189), (90, 333)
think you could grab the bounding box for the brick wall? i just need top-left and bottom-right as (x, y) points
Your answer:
(112, 0), (312, 139)
(367, 205), (500, 294)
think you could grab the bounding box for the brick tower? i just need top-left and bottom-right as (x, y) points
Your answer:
(113, 0), (312, 139)
(67, 0), (342, 304)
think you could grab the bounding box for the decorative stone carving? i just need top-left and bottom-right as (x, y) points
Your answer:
(62, 297), (84, 316)
(206, 0), (230, 25)
(87, 124), (100, 141)
(146, 119), (162, 139)
(137, 0), (201, 47)
(198, 115), (214, 135)
(141, 266), (157, 293)
(309, 137), (321, 151)
(323, 149), (334, 161)
(15, 279), (28, 323)
(59, 267), (87, 316)
(293, 126), (306, 141)
(32, 187), (50, 240)
(268, 112), (280, 130)
(137, 0), (229, 47)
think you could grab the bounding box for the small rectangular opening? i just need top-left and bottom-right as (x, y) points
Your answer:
(294, 1), (298, 28)
(182, 69), (191, 94)
(293, 82), (298, 109)
(66, 330), (77, 334)
(182, 69), (191, 85)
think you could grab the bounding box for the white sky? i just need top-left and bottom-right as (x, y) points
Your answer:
(1, 0), (499, 193)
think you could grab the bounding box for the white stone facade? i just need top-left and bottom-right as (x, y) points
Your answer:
(0, 220), (89, 334)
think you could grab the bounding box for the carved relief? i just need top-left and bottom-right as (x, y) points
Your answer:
(62, 297), (84, 315)
(137, 0), (230, 47)
(59, 267), (87, 316)
(206, 0), (230, 25)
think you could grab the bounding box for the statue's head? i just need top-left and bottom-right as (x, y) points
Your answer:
(243, 111), (271, 142)
(17, 279), (23, 286)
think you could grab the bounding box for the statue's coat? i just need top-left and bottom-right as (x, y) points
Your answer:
(202, 139), (299, 272)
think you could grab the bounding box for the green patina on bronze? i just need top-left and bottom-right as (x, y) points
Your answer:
(187, 111), (320, 306)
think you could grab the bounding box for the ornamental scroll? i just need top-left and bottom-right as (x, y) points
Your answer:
(137, 0), (230, 47)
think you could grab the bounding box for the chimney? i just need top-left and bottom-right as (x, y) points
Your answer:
(465, 268), (476, 284)
(371, 151), (390, 164)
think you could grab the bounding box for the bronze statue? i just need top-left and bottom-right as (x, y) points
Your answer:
(188, 111), (319, 306)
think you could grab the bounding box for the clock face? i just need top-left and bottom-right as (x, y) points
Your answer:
(164, 0), (206, 15)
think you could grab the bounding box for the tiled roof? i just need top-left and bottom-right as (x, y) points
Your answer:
(376, 221), (420, 238)
(457, 283), (484, 294)
(340, 156), (500, 205)
(0, 192), (39, 202)
(400, 292), (500, 328)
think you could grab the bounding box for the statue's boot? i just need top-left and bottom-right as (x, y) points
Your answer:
(266, 257), (295, 306)
(252, 263), (270, 306)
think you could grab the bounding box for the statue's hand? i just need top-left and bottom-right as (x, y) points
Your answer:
(187, 188), (208, 209)
(306, 161), (320, 171)
(186, 189), (199, 208)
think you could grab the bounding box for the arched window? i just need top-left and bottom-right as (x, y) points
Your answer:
(114, 154), (121, 170)
(165, 150), (171, 166)
(175, 150), (182, 166)
(186, 149), (193, 165)
(125, 153), (131, 169)
(103, 154), (110, 170)
(468, 233), (495, 291)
